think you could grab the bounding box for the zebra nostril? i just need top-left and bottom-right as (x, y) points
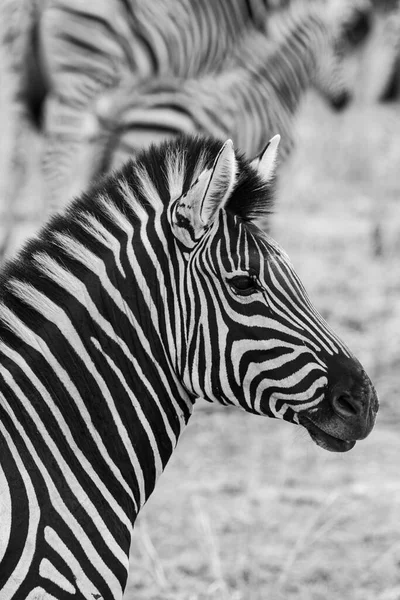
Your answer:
(332, 392), (360, 418)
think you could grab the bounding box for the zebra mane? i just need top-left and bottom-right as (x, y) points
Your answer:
(134, 136), (275, 222)
(0, 136), (274, 297)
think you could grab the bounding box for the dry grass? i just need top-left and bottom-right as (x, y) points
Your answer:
(1, 38), (400, 600)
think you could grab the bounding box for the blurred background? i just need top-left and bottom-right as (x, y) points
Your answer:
(0, 0), (400, 598)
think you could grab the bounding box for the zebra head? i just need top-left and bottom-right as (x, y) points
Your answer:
(167, 135), (378, 452)
(313, 0), (373, 110)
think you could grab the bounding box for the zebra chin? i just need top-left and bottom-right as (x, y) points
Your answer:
(298, 418), (357, 453)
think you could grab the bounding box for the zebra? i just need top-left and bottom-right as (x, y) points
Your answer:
(0, 133), (378, 598)
(0, 0), (281, 263)
(0, 0), (372, 261)
(2, 0), (280, 218)
(93, 1), (360, 175)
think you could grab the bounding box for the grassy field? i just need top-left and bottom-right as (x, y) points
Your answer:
(1, 34), (400, 600)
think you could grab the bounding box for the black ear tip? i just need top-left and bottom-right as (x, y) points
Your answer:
(330, 91), (351, 111)
(263, 139), (272, 152)
(343, 9), (372, 47)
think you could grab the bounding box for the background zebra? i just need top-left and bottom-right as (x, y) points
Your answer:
(0, 134), (377, 598)
(0, 0), (282, 263)
(1, 0), (279, 219)
(0, 0), (371, 236)
(93, 1), (360, 176)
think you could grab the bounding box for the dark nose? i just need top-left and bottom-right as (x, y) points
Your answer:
(330, 91), (351, 111)
(331, 388), (364, 419)
(328, 365), (378, 439)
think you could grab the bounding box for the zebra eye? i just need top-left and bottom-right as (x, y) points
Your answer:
(228, 274), (259, 296)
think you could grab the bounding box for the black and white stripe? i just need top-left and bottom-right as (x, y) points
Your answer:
(26, 0), (277, 213)
(94, 0), (365, 173)
(1, 0), (374, 270)
(1, 0), (277, 261)
(0, 134), (377, 597)
(1, 0), (372, 252)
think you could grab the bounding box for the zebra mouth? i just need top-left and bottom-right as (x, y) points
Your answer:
(300, 417), (356, 453)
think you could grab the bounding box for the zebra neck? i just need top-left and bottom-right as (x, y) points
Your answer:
(0, 194), (198, 595)
(0, 215), (195, 531)
(267, 16), (321, 114)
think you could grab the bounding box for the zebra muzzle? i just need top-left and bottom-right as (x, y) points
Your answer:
(299, 367), (378, 453)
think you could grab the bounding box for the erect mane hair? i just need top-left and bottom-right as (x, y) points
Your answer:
(133, 135), (275, 222)
(0, 136), (274, 301)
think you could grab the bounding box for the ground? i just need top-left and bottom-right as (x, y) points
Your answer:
(1, 44), (400, 600)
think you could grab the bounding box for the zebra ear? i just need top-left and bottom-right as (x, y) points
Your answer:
(198, 139), (237, 224)
(251, 134), (281, 183)
(170, 140), (237, 248)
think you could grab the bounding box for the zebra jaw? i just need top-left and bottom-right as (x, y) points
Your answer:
(299, 416), (356, 453)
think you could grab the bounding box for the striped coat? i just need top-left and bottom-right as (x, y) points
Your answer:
(94, 2), (355, 173)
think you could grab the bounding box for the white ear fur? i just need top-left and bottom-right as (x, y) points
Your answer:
(199, 139), (237, 225)
(170, 140), (237, 248)
(250, 134), (280, 183)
